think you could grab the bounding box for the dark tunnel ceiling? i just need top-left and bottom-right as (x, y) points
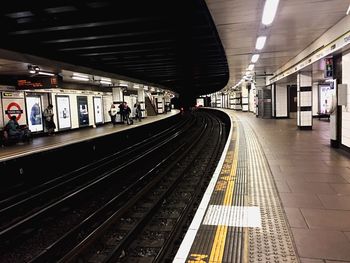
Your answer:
(0, 0), (229, 97)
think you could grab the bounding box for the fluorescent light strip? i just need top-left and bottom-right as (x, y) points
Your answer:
(72, 76), (89, 81)
(255, 36), (267, 50)
(100, 77), (111, 82)
(262, 0), (279, 25)
(100, 80), (112, 85)
(251, 54), (260, 63)
(347, 4), (350, 15)
(38, 71), (55, 76)
(247, 64), (255, 71)
(73, 72), (89, 78)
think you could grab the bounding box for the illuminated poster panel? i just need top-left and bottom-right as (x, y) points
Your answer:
(196, 98), (204, 107)
(93, 97), (103, 124)
(319, 85), (333, 114)
(56, 95), (71, 130)
(26, 96), (43, 132)
(77, 96), (89, 127)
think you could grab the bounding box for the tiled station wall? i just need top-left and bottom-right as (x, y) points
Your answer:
(342, 52), (350, 147)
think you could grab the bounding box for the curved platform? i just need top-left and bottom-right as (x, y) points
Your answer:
(174, 109), (350, 263)
(0, 110), (179, 162)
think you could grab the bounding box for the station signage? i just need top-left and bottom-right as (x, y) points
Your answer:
(324, 58), (333, 78)
(268, 30), (350, 84)
(17, 76), (59, 89)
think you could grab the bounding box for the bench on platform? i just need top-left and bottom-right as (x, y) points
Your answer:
(317, 112), (330, 121)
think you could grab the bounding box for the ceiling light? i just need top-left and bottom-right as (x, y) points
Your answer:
(347, 4), (350, 15)
(247, 64), (255, 71)
(251, 54), (260, 63)
(262, 0), (279, 25)
(72, 76), (89, 81)
(256, 36), (267, 50)
(119, 83), (128, 87)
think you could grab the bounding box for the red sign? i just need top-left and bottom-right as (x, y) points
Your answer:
(5, 102), (23, 120)
(17, 77), (58, 89)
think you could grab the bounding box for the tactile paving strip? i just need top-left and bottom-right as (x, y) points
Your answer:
(238, 118), (300, 263)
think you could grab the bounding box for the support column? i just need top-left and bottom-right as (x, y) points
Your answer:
(229, 92), (235, 109)
(112, 87), (123, 103)
(112, 87), (123, 122)
(216, 92), (222, 108)
(210, 93), (216, 107)
(241, 82), (249, 112)
(137, 88), (146, 118)
(255, 76), (266, 117)
(249, 83), (256, 113)
(297, 71), (313, 130)
(156, 94), (164, 114)
(164, 94), (171, 112)
(233, 91), (241, 110)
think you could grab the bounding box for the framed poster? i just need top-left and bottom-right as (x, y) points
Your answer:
(319, 85), (333, 114)
(25, 96), (43, 132)
(77, 96), (89, 127)
(93, 97), (103, 124)
(55, 95), (71, 130)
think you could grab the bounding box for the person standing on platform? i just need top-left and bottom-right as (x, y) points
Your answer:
(109, 104), (117, 125)
(43, 104), (56, 135)
(118, 102), (125, 124)
(124, 102), (132, 125)
(134, 102), (142, 122)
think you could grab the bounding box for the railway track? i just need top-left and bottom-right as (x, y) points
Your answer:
(0, 110), (229, 263)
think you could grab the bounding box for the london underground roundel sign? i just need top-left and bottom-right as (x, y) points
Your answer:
(5, 102), (23, 121)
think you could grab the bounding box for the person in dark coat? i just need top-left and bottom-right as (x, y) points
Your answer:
(118, 102), (125, 123)
(43, 104), (56, 135)
(5, 115), (24, 140)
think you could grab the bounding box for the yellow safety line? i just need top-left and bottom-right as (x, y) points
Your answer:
(208, 121), (239, 263)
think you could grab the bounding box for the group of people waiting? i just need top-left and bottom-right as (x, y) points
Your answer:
(2, 104), (55, 145)
(3, 101), (142, 145)
(109, 101), (142, 125)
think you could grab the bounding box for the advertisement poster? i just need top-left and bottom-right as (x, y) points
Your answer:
(93, 97), (103, 124)
(25, 96), (43, 132)
(319, 85), (333, 114)
(2, 92), (27, 125)
(56, 95), (71, 130)
(77, 96), (89, 127)
(103, 95), (113, 123)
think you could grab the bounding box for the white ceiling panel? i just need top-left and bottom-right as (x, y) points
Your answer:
(206, 0), (349, 87)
